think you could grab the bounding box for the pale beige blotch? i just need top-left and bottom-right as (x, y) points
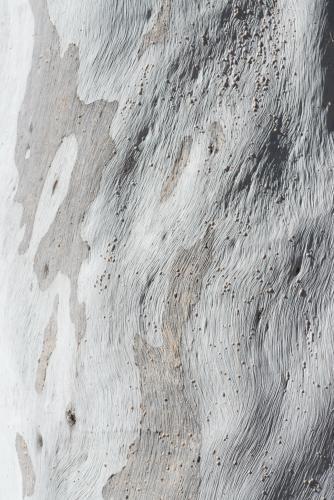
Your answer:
(35, 296), (58, 394)
(139, 0), (171, 56)
(160, 136), (193, 201)
(15, 434), (36, 498)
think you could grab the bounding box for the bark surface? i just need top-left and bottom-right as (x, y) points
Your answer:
(1, 0), (334, 499)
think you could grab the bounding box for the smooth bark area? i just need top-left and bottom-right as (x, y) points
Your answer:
(1, 0), (334, 498)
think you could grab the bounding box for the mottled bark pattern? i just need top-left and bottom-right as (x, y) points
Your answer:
(1, 0), (334, 499)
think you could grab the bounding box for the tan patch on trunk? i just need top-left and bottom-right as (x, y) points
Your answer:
(139, 0), (172, 56)
(15, 434), (36, 497)
(161, 136), (193, 201)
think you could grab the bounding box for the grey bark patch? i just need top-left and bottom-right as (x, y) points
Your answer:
(102, 229), (213, 499)
(35, 295), (58, 393)
(160, 136), (193, 201)
(15, 0), (118, 342)
(15, 434), (36, 498)
(208, 121), (224, 155)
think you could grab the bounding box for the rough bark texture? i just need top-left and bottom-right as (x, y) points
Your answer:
(1, 0), (334, 499)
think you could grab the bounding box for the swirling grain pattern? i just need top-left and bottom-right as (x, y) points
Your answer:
(0, 0), (334, 498)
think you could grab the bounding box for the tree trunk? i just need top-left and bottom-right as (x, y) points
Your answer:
(1, 0), (334, 498)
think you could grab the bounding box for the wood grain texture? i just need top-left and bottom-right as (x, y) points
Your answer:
(1, 0), (334, 499)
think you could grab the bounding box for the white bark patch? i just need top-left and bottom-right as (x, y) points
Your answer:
(30, 135), (78, 254)
(15, 434), (36, 497)
(35, 295), (58, 393)
(0, 1), (34, 498)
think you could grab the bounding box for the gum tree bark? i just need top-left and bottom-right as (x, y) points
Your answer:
(1, 0), (334, 499)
